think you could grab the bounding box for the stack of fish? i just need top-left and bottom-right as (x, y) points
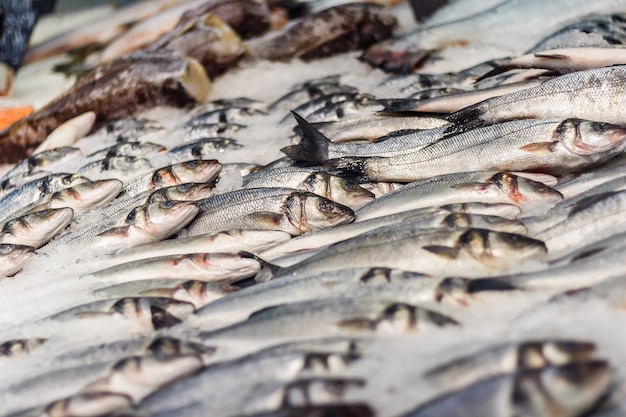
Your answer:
(0, 0), (625, 416)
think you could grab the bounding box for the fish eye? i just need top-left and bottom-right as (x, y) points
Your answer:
(317, 199), (336, 214)
(126, 209), (137, 222)
(0, 245), (12, 255)
(184, 160), (199, 169)
(343, 180), (357, 191)
(160, 201), (175, 209)
(177, 183), (193, 192)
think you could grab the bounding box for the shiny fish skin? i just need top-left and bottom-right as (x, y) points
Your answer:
(0, 147), (82, 180)
(0, 243), (35, 278)
(86, 141), (166, 159)
(183, 188), (355, 237)
(0, 208), (73, 249)
(447, 66), (626, 132)
(168, 137), (243, 160)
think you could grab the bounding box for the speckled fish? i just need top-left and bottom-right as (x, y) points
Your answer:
(260, 210), (526, 259)
(106, 229), (291, 264)
(362, 0), (626, 72)
(193, 97), (268, 114)
(269, 83), (359, 111)
(78, 155), (153, 176)
(0, 147), (82, 180)
(0, 174), (88, 223)
(304, 96), (384, 123)
(86, 141), (167, 159)
(242, 167), (374, 209)
(0, 243), (35, 278)
(0, 51), (211, 163)
(255, 3), (396, 61)
(181, 122), (247, 141)
(446, 66), (626, 133)
(264, 225), (546, 280)
(168, 138), (243, 160)
(184, 107), (267, 127)
(424, 340), (597, 392)
(355, 172), (561, 222)
(86, 252), (260, 284)
(146, 12), (248, 78)
(183, 187), (354, 237)
(280, 92), (374, 124)
(399, 361), (613, 417)
(119, 159), (221, 198)
(0, 208), (73, 248)
(310, 113), (449, 142)
(46, 297), (195, 329)
(93, 279), (233, 309)
(329, 118), (626, 182)
(6, 179), (122, 221)
(50, 200), (199, 251)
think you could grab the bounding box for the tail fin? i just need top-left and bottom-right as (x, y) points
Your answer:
(327, 156), (370, 181)
(238, 251), (282, 282)
(281, 111), (332, 162)
(444, 106), (487, 134)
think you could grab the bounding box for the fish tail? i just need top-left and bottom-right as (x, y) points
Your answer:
(238, 251), (282, 281)
(282, 111), (332, 162)
(328, 156), (370, 181)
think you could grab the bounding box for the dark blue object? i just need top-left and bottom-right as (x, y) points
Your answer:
(0, 0), (57, 70)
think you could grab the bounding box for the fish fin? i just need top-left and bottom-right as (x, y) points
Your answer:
(568, 247), (608, 263)
(238, 250), (282, 281)
(360, 43), (431, 73)
(519, 142), (558, 154)
(327, 157), (370, 181)
(377, 98), (421, 112)
(466, 278), (519, 293)
(97, 226), (130, 237)
(422, 245), (460, 259)
(247, 304), (287, 319)
(337, 317), (379, 331)
(237, 212), (286, 230)
(444, 106), (486, 134)
(373, 129), (421, 143)
(533, 52), (568, 59)
(474, 65), (512, 82)
(150, 305), (183, 330)
(281, 111), (332, 162)
(568, 192), (619, 217)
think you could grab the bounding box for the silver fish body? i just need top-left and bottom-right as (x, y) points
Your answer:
(0, 208), (73, 248)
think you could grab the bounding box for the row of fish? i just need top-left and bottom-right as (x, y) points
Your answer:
(0, 0), (625, 416)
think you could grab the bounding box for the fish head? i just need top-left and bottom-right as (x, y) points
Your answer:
(284, 192), (355, 233)
(145, 336), (216, 363)
(3, 208), (73, 248)
(457, 228), (547, 268)
(557, 119), (626, 156)
(0, 243), (35, 275)
(489, 173), (563, 206)
(127, 201), (199, 238)
(513, 361), (613, 417)
(518, 340), (596, 369)
(304, 173), (375, 209)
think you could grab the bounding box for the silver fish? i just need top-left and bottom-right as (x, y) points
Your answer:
(119, 159), (221, 198)
(168, 138), (243, 160)
(86, 141), (166, 159)
(78, 155), (153, 176)
(181, 123), (247, 141)
(0, 208), (73, 248)
(268, 225), (546, 279)
(0, 147), (82, 180)
(329, 119), (626, 182)
(86, 252), (260, 284)
(446, 66), (626, 132)
(355, 172), (560, 222)
(0, 243), (35, 278)
(242, 167), (374, 209)
(269, 83), (360, 112)
(184, 107), (267, 127)
(183, 188), (354, 237)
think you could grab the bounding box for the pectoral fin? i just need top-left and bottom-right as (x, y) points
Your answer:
(422, 245), (460, 259)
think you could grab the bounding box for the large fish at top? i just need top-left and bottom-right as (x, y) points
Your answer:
(362, 0), (626, 72)
(0, 51), (211, 164)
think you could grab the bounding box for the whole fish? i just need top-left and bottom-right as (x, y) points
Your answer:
(183, 188), (355, 237)
(255, 4), (397, 61)
(362, 0), (626, 72)
(401, 361), (613, 417)
(93, 279), (233, 309)
(86, 141), (166, 159)
(266, 225), (546, 279)
(168, 138), (243, 160)
(329, 118), (626, 182)
(0, 147), (82, 180)
(355, 172), (561, 222)
(181, 122), (247, 141)
(242, 167), (374, 209)
(119, 159), (221, 197)
(87, 252), (259, 284)
(304, 96), (384, 123)
(0, 208), (73, 248)
(269, 83), (360, 112)
(446, 66), (626, 132)
(0, 51), (211, 163)
(280, 92), (374, 124)
(78, 155), (153, 176)
(184, 107), (267, 127)
(261, 210), (526, 259)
